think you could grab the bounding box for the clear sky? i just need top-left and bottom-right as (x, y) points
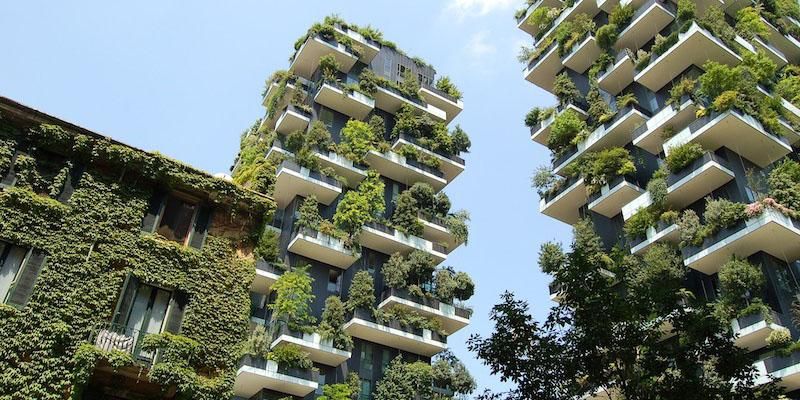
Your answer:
(0, 0), (572, 394)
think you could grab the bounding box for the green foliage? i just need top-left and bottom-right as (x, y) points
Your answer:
(529, 6), (557, 32)
(776, 66), (800, 107)
(712, 90), (740, 112)
(699, 5), (737, 45)
(0, 123), (269, 400)
(346, 270), (375, 311)
(400, 70), (421, 99)
(268, 343), (313, 370)
(319, 54), (341, 82)
(270, 267), (316, 332)
(742, 50), (778, 86)
(446, 210), (470, 245)
(431, 350), (477, 397)
(677, 209), (706, 247)
(547, 109), (586, 154)
(375, 305), (443, 333)
(391, 187), (425, 236)
(338, 119), (380, 163)
(553, 72), (582, 107)
(677, 0), (695, 22)
(717, 258), (765, 317)
(434, 76), (462, 100)
(704, 197), (747, 234)
(391, 104), (471, 155)
(667, 77), (695, 108)
(665, 143), (704, 173)
(587, 85), (614, 127)
(254, 223), (280, 262)
(572, 147), (636, 195)
(624, 208), (657, 239)
(647, 168), (668, 210)
(736, 6), (770, 40)
(555, 13), (596, 56)
(383, 253), (410, 289)
(243, 325), (272, 359)
(596, 24), (618, 50)
(296, 196), (323, 231)
(615, 92), (638, 109)
(609, 3), (634, 27)
(374, 357), (435, 400)
(333, 170), (385, 235)
(769, 158), (800, 211)
(525, 107), (552, 128)
(318, 296), (353, 351)
(628, 244), (686, 311)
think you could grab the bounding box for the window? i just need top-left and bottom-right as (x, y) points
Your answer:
(380, 349), (392, 373)
(0, 242), (46, 308)
(359, 379), (372, 400)
(418, 73), (431, 86)
(319, 107), (335, 129)
(328, 269), (342, 294)
(397, 64), (408, 79)
(157, 195), (198, 243)
(360, 343), (374, 377)
(383, 55), (393, 76)
(316, 373), (327, 395)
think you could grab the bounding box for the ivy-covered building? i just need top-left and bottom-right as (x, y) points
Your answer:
(0, 96), (275, 400)
(230, 16), (476, 400)
(519, 0), (800, 397)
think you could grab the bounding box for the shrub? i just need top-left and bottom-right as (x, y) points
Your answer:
(318, 296), (353, 351)
(647, 173), (668, 210)
(596, 24), (619, 50)
(736, 6), (770, 40)
(548, 110), (587, 154)
(677, 0), (695, 21)
(268, 344), (313, 369)
(319, 54), (340, 82)
(667, 77), (695, 108)
(660, 210), (679, 224)
(624, 208), (656, 239)
(776, 70), (800, 107)
(382, 253), (409, 289)
(338, 119), (379, 162)
(587, 85), (614, 126)
(334, 171), (385, 235)
(529, 6), (557, 31)
(446, 210), (470, 245)
(712, 90), (740, 112)
(346, 270), (375, 311)
(435, 76), (462, 100)
(665, 143), (704, 173)
(555, 13), (595, 56)
(609, 3), (634, 27)
(296, 196), (323, 231)
(742, 50), (777, 86)
(615, 92), (638, 109)
(767, 328), (793, 349)
(579, 147), (636, 194)
(678, 209), (706, 247)
(270, 267), (316, 332)
(768, 159), (800, 211)
(719, 258), (765, 309)
(704, 198), (747, 233)
(553, 72), (581, 107)
(531, 165), (560, 196)
(699, 5), (736, 44)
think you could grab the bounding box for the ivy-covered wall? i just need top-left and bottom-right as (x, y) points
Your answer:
(0, 101), (275, 400)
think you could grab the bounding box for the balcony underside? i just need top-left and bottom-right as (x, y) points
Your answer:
(252, 268), (280, 294)
(664, 111), (792, 168)
(563, 36), (601, 73)
(598, 54), (634, 95)
(666, 160), (734, 209)
(734, 321), (782, 351)
(378, 296), (469, 335)
(753, 37), (789, 68)
(523, 45), (561, 92)
(588, 180), (644, 218)
(288, 232), (358, 269)
(271, 334), (351, 367)
(314, 84), (374, 120)
(235, 364), (317, 398)
(365, 150), (447, 191)
(290, 37), (358, 78)
(764, 17), (800, 63)
(633, 99), (697, 155)
(419, 87), (463, 123)
(275, 109), (310, 135)
(391, 138), (464, 182)
(343, 318), (446, 357)
(539, 178), (587, 225)
(334, 26), (380, 63)
(273, 167), (342, 208)
(615, 2), (675, 51)
(684, 211), (800, 275)
(635, 24), (741, 92)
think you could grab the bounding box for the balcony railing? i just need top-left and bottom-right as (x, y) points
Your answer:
(239, 355), (317, 382)
(348, 307), (448, 344)
(364, 221), (448, 255)
(279, 159), (341, 189)
(542, 174), (583, 204)
(666, 152), (729, 188)
(380, 287), (472, 320)
(88, 322), (155, 366)
(396, 133), (465, 165)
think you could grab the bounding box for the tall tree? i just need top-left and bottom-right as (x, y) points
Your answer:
(468, 220), (782, 400)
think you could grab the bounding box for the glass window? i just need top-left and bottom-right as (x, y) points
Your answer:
(0, 244), (27, 302)
(380, 349), (392, 373)
(360, 343), (374, 377)
(328, 269), (342, 294)
(156, 195), (197, 244)
(359, 379), (372, 400)
(316, 373), (326, 395)
(319, 107), (335, 129)
(383, 54), (393, 77)
(123, 283), (172, 360)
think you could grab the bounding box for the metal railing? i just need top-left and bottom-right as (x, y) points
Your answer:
(88, 322), (155, 366)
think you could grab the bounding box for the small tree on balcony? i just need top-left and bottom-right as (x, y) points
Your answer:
(270, 266), (316, 332)
(345, 270), (375, 312)
(553, 72), (581, 107)
(318, 296), (353, 351)
(334, 171), (385, 236)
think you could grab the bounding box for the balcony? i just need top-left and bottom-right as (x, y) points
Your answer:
(535, 0), (600, 48)
(313, 148), (368, 188)
(314, 81), (375, 120)
(662, 108), (792, 168)
(752, 36), (789, 68)
(635, 23), (741, 92)
(419, 86), (463, 123)
(530, 102), (589, 146)
(540, 176), (587, 225)
(343, 308), (447, 357)
(290, 35), (359, 78)
(587, 175), (645, 218)
(274, 105), (311, 135)
(682, 209), (800, 275)
(553, 105), (648, 176)
(632, 95), (698, 155)
(378, 288), (471, 335)
(333, 25), (380, 63)
(597, 51), (634, 95)
(273, 159), (342, 208)
(417, 212), (464, 253)
(516, 0), (565, 36)
(252, 260), (284, 294)
(731, 311), (783, 351)
(623, 153), (735, 221)
(375, 85), (446, 122)
(360, 221), (447, 264)
(88, 322), (155, 369)
(261, 77), (310, 108)
(271, 323), (351, 366)
(364, 150), (447, 191)
(287, 227), (359, 269)
(762, 17), (800, 63)
(235, 356), (318, 398)
(562, 35), (601, 73)
(523, 41), (562, 92)
(391, 134), (465, 182)
(629, 222), (679, 255)
(755, 351), (800, 391)
(615, 0), (676, 52)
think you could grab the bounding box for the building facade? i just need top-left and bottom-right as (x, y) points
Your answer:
(0, 17), (474, 400)
(518, 0), (800, 397)
(230, 17), (474, 400)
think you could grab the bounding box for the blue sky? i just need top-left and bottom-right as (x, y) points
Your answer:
(0, 0), (572, 393)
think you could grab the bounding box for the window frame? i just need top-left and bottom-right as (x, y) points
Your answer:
(154, 192), (201, 247)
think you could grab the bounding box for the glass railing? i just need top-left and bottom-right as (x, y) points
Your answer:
(349, 307), (448, 343)
(417, 210), (450, 228)
(681, 107), (788, 144)
(396, 133), (465, 165)
(598, 49), (632, 80)
(735, 310), (781, 332)
(763, 351), (800, 374)
(420, 83), (460, 104)
(632, 94), (692, 141)
(291, 226), (352, 254)
(383, 151), (446, 179)
(279, 159), (342, 189)
(628, 219), (676, 248)
(282, 103), (312, 119)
